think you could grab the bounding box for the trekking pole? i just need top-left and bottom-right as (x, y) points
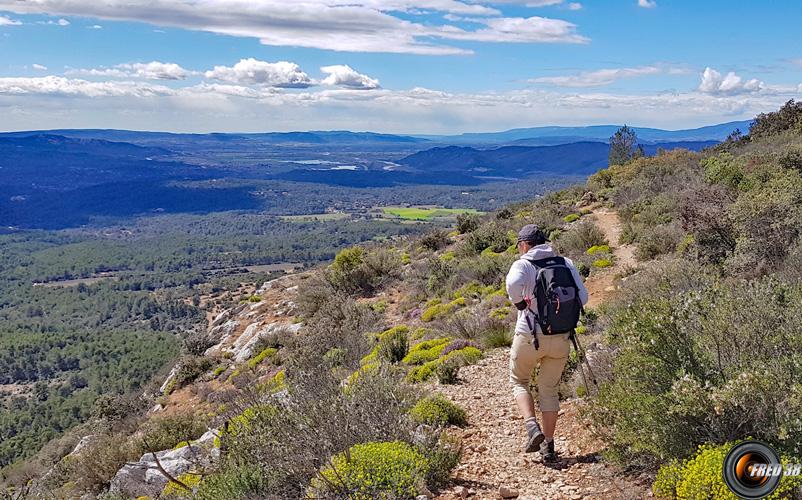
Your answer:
(570, 330), (598, 396)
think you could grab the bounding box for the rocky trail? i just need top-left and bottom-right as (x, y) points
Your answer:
(433, 208), (652, 500)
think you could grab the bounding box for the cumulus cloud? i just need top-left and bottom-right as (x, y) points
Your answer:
(529, 65), (669, 87)
(0, 15), (22, 25)
(320, 65), (380, 89)
(68, 61), (190, 80)
(638, 0), (656, 8)
(32, 64), (48, 71)
(0, 0), (589, 54)
(204, 58), (313, 88)
(698, 67), (763, 95)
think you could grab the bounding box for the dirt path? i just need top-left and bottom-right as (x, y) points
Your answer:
(433, 209), (651, 500)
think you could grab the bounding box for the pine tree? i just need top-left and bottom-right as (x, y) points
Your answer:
(608, 125), (641, 166)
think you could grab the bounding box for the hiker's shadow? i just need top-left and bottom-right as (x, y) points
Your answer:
(542, 452), (599, 470)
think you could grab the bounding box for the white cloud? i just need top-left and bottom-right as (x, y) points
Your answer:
(638, 0), (657, 8)
(32, 64), (48, 71)
(88, 24), (103, 29)
(320, 65), (380, 89)
(440, 16), (588, 44)
(68, 61), (190, 80)
(0, 15), (22, 26)
(205, 59), (313, 88)
(0, 76), (173, 98)
(529, 65), (669, 87)
(0, 0), (589, 54)
(1, 75), (798, 133)
(56, 18), (70, 25)
(698, 67), (763, 95)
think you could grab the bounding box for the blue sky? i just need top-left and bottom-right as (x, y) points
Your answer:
(0, 0), (800, 133)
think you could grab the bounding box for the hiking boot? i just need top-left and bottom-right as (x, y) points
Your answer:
(523, 420), (545, 453)
(539, 439), (558, 462)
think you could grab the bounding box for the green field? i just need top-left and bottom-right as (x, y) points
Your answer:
(381, 206), (482, 221)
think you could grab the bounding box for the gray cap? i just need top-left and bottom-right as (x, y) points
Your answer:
(517, 224), (549, 244)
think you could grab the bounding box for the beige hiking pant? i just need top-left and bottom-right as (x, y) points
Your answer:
(509, 330), (571, 412)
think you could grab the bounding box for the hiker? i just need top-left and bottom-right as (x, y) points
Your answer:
(506, 224), (588, 462)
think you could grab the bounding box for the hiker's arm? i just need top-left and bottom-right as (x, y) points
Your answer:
(565, 258), (589, 305)
(505, 260), (528, 303)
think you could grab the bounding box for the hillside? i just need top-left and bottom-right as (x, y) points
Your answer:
(4, 101), (802, 499)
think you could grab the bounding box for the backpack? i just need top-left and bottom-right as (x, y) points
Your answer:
(523, 256), (582, 335)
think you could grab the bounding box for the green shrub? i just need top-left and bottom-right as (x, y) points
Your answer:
(702, 152), (744, 190)
(410, 395), (467, 427)
(465, 222), (513, 255)
(212, 366), (226, 378)
(313, 441), (428, 500)
(555, 220), (608, 259)
(162, 472), (202, 497)
(586, 245), (611, 255)
(324, 347), (347, 367)
(378, 326), (409, 364)
(482, 326), (512, 348)
(456, 212), (480, 234)
(406, 346), (483, 383)
(403, 338), (451, 365)
(563, 213), (581, 223)
(440, 250), (456, 262)
(406, 360), (440, 383)
(195, 464), (268, 500)
(436, 361), (459, 385)
(591, 264), (802, 467)
(420, 230), (451, 251)
(327, 246), (402, 296)
(652, 442), (802, 500)
(140, 413), (208, 453)
(247, 347), (277, 369)
(592, 258), (613, 268)
(420, 298), (465, 322)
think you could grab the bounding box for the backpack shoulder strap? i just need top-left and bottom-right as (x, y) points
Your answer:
(523, 256), (565, 269)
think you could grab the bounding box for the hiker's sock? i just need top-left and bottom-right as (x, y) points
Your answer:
(524, 417), (541, 436)
(544, 437), (553, 444)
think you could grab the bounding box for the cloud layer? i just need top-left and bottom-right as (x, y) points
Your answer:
(0, 0), (588, 54)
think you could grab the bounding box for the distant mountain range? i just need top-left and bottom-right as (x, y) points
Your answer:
(0, 119), (750, 146)
(0, 122), (734, 228)
(416, 120), (752, 144)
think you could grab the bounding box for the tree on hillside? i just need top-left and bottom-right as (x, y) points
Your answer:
(608, 125), (644, 166)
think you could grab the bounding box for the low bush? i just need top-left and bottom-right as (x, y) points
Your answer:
(377, 326), (409, 364)
(195, 464), (267, 500)
(326, 246), (402, 296)
(590, 262), (802, 467)
(586, 245), (610, 255)
(652, 442), (802, 500)
(555, 220), (608, 260)
(420, 230), (452, 251)
(592, 258), (613, 268)
(563, 213), (581, 223)
(464, 222), (514, 255)
(403, 338), (452, 365)
(247, 347), (277, 369)
(140, 413), (209, 453)
(456, 213), (480, 234)
(421, 297), (465, 322)
(436, 361), (460, 384)
(313, 441), (428, 499)
(410, 395), (467, 427)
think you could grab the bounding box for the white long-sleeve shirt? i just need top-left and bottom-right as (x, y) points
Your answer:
(505, 243), (589, 334)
